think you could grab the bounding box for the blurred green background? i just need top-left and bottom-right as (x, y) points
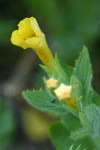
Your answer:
(0, 0), (100, 149)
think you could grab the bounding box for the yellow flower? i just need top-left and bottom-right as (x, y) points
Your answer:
(45, 78), (58, 89)
(11, 17), (54, 68)
(54, 83), (76, 108)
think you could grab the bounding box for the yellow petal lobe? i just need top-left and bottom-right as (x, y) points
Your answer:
(11, 17), (55, 69)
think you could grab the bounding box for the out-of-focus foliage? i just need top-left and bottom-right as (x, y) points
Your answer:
(0, 97), (15, 149)
(21, 107), (55, 142)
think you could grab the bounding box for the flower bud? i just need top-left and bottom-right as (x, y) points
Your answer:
(45, 78), (58, 89)
(54, 83), (72, 100)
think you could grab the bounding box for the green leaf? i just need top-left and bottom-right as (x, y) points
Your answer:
(84, 104), (100, 137)
(79, 104), (100, 132)
(92, 90), (100, 106)
(68, 105), (100, 148)
(79, 104), (100, 148)
(22, 90), (69, 116)
(49, 123), (95, 150)
(79, 104), (100, 149)
(0, 97), (15, 149)
(71, 127), (90, 140)
(52, 55), (69, 83)
(70, 127), (96, 149)
(61, 114), (81, 132)
(49, 123), (73, 150)
(73, 46), (93, 105)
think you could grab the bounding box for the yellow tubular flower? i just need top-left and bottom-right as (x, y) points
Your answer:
(54, 83), (76, 108)
(45, 78), (58, 89)
(11, 17), (55, 68)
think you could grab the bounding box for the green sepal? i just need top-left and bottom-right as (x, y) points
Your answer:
(59, 61), (73, 80)
(40, 54), (70, 84)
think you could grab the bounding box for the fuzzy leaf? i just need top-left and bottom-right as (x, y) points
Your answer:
(71, 127), (90, 140)
(84, 104), (100, 137)
(73, 46), (93, 105)
(92, 90), (100, 106)
(79, 104), (100, 149)
(79, 104), (100, 132)
(22, 90), (69, 116)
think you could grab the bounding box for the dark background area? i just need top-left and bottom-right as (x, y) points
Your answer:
(0, 0), (100, 150)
